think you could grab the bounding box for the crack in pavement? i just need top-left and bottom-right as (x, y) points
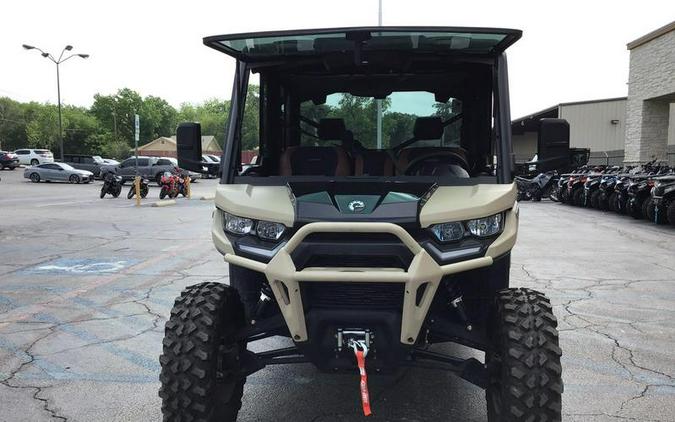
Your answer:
(0, 327), (68, 421)
(514, 261), (675, 419)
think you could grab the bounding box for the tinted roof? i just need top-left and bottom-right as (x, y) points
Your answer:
(204, 27), (521, 62)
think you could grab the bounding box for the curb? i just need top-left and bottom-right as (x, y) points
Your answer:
(152, 200), (177, 207)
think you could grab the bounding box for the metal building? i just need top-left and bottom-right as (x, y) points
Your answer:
(512, 20), (675, 167)
(511, 97), (627, 165)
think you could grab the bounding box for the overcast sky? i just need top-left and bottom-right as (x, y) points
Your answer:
(1, 0), (673, 118)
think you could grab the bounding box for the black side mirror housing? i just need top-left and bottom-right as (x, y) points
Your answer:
(536, 118), (570, 172)
(176, 122), (204, 173)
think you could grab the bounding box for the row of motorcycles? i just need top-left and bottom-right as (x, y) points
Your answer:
(100, 171), (189, 199)
(516, 160), (675, 226)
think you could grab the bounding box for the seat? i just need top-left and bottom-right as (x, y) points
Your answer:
(279, 118), (352, 176)
(396, 117), (469, 175)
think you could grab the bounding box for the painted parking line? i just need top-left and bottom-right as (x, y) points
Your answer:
(20, 258), (139, 275)
(35, 199), (101, 208)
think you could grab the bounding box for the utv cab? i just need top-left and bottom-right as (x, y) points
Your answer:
(161, 27), (566, 421)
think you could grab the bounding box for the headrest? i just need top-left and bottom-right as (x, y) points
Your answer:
(413, 117), (444, 140)
(318, 118), (346, 140)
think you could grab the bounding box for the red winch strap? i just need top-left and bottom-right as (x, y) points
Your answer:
(355, 349), (372, 416)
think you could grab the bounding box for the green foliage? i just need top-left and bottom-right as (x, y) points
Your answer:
(241, 85), (260, 151)
(177, 98), (230, 147)
(0, 97), (28, 151)
(23, 102), (59, 150)
(0, 87), (226, 158)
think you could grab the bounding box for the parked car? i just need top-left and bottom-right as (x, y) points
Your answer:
(23, 162), (93, 183)
(62, 154), (105, 178)
(102, 158), (120, 166)
(14, 149), (54, 166)
(166, 157), (201, 181)
(201, 155), (219, 178)
(0, 151), (20, 170)
(100, 156), (181, 184)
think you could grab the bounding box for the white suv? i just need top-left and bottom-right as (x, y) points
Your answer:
(14, 149), (54, 166)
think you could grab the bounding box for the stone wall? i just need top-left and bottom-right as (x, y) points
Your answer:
(624, 29), (675, 163)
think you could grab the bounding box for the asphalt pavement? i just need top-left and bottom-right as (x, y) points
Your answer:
(0, 168), (674, 421)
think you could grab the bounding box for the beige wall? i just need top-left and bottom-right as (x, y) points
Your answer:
(559, 100), (626, 153)
(625, 29), (675, 163)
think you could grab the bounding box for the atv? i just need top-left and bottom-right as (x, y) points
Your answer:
(161, 27), (565, 421)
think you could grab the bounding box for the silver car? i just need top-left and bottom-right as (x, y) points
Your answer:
(23, 162), (94, 184)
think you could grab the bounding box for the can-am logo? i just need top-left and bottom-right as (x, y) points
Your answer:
(348, 200), (366, 212)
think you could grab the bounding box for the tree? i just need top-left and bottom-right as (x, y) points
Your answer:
(241, 85), (259, 151)
(0, 97), (28, 151)
(141, 95), (177, 141)
(383, 112), (416, 147)
(62, 106), (101, 154)
(23, 102), (59, 150)
(91, 88), (144, 145)
(177, 98), (230, 146)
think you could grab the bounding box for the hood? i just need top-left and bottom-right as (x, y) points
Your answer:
(215, 182), (516, 229)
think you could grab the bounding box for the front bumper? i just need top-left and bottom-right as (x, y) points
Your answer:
(218, 204), (518, 345)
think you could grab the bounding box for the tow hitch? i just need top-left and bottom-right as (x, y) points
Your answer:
(336, 328), (372, 352)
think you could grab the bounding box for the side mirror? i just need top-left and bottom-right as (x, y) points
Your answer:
(176, 122), (203, 172)
(536, 118), (570, 172)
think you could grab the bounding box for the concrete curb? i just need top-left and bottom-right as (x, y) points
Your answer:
(152, 200), (177, 207)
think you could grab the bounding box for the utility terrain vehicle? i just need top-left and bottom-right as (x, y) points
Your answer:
(161, 27), (568, 421)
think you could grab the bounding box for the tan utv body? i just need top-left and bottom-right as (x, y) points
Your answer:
(159, 27), (567, 422)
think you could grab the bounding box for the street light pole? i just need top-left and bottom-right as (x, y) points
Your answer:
(23, 44), (89, 161)
(376, 0), (383, 149)
(56, 62), (63, 161)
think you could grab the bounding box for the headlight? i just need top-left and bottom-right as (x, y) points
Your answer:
(222, 211), (286, 241)
(256, 221), (286, 241)
(223, 212), (254, 235)
(467, 213), (503, 237)
(430, 222), (465, 242)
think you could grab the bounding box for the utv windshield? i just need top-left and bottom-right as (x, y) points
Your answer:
(204, 27), (521, 62)
(208, 27), (520, 185)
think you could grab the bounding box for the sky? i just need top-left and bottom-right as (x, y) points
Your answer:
(1, 0), (673, 119)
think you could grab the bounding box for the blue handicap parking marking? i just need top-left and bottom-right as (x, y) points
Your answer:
(21, 258), (139, 275)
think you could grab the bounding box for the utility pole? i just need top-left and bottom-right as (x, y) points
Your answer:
(376, 0), (383, 149)
(112, 110), (118, 138)
(23, 44), (89, 161)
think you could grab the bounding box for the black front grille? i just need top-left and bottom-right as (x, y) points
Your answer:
(304, 255), (404, 268)
(302, 282), (404, 310)
(291, 232), (415, 270)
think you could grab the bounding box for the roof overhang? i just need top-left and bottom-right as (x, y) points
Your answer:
(627, 20), (675, 50)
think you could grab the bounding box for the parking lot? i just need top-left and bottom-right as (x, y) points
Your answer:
(0, 168), (674, 422)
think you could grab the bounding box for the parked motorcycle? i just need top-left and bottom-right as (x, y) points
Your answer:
(569, 170), (590, 207)
(127, 178), (150, 199)
(515, 171), (558, 202)
(627, 175), (655, 219)
(159, 172), (188, 199)
(100, 173), (123, 198)
(596, 171), (620, 211)
(159, 172), (178, 199)
(647, 174), (675, 225)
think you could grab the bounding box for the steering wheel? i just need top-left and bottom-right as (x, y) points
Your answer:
(403, 151), (470, 177)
